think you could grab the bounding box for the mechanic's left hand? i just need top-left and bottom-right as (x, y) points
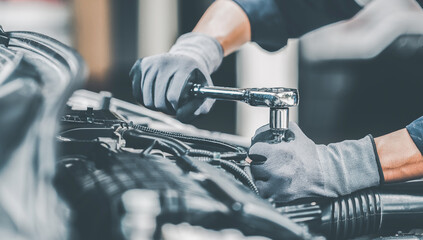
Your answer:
(248, 123), (384, 203)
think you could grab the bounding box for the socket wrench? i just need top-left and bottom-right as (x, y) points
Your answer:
(190, 84), (299, 131)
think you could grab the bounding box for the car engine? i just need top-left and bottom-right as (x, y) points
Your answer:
(0, 29), (422, 240)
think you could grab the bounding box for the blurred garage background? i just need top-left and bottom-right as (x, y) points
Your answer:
(0, 0), (297, 139)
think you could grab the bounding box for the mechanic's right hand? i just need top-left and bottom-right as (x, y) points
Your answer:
(130, 32), (223, 122)
(248, 123), (384, 203)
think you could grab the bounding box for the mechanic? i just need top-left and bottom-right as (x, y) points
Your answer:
(130, 0), (423, 202)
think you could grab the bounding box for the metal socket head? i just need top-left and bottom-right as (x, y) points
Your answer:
(246, 87), (299, 108)
(270, 108), (289, 129)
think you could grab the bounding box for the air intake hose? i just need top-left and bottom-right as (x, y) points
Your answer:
(278, 180), (423, 239)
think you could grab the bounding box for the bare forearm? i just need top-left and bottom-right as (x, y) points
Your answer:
(193, 0), (251, 56)
(375, 129), (423, 182)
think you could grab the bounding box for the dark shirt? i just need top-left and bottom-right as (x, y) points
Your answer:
(407, 118), (423, 155)
(232, 0), (423, 51)
(233, 0), (423, 154)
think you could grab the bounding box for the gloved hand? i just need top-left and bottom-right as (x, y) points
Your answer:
(130, 32), (223, 122)
(248, 123), (384, 203)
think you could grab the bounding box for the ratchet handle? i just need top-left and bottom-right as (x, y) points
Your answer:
(190, 84), (299, 109)
(191, 84), (245, 101)
(177, 69), (211, 122)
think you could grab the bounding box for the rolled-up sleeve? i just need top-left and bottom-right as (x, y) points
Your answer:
(232, 0), (362, 51)
(232, 0), (287, 51)
(407, 116), (423, 155)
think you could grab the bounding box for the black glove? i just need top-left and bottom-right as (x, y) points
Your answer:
(248, 123), (384, 203)
(130, 32), (223, 122)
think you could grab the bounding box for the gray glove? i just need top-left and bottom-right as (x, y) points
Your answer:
(248, 123), (384, 203)
(130, 32), (223, 122)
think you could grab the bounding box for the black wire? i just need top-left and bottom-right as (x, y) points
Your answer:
(125, 130), (185, 155)
(186, 149), (247, 160)
(140, 140), (157, 156)
(98, 141), (111, 149)
(217, 159), (259, 195)
(131, 124), (244, 153)
(190, 155), (258, 195)
(244, 164), (254, 182)
(122, 129), (200, 171)
(122, 128), (258, 194)
(57, 136), (112, 151)
(194, 157), (214, 163)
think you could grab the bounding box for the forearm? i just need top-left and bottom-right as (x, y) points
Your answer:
(193, 0), (251, 56)
(375, 129), (423, 182)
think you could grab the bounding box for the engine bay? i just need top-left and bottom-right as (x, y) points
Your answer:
(0, 29), (422, 240)
(55, 90), (423, 240)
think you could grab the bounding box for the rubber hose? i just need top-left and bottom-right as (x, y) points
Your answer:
(278, 180), (423, 239)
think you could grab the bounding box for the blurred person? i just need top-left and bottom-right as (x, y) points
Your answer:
(130, 0), (423, 202)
